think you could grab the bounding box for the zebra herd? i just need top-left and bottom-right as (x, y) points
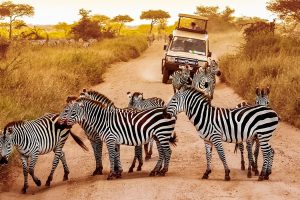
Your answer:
(0, 60), (279, 194)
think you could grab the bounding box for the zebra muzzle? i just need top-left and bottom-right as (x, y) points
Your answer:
(204, 82), (209, 88)
(0, 157), (8, 165)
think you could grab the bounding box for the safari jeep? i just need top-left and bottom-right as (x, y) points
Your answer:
(161, 14), (212, 83)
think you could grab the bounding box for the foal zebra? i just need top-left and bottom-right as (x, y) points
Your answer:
(0, 113), (88, 193)
(127, 91), (165, 171)
(171, 65), (193, 94)
(235, 86), (271, 177)
(166, 86), (279, 181)
(58, 97), (177, 179)
(192, 59), (221, 100)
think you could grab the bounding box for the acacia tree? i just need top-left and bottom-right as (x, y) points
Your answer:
(267, 0), (300, 22)
(112, 15), (133, 35)
(54, 22), (71, 37)
(0, 1), (34, 39)
(140, 10), (170, 34)
(92, 14), (110, 26)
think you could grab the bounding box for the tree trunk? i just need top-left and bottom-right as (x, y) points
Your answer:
(9, 17), (12, 40)
(150, 20), (154, 34)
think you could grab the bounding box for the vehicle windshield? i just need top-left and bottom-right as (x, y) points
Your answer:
(170, 36), (206, 55)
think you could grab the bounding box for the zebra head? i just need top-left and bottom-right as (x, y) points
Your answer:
(58, 98), (85, 126)
(255, 87), (270, 106)
(179, 64), (193, 81)
(0, 127), (14, 165)
(166, 87), (187, 117)
(127, 92), (143, 108)
(209, 59), (221, 76)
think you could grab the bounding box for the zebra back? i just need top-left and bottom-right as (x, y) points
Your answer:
(127, 92), (165, 110)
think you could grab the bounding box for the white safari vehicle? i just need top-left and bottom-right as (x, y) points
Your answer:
(161, 14), (212, 83)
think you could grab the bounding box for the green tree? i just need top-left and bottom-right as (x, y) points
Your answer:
(0, 1), (34, 39)
(221, 6), (235, 23)
(267, 0), (300, 22)
(112, 15), (133, 35)
(140, 10), (170, 33)
(54, 22), (71, 37)
(195, 6), (219, 20)
(92, 14), (110, 26)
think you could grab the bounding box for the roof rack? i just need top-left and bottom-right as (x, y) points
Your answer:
(178, 14), (208, 21)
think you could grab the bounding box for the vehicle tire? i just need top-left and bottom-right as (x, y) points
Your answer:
(161, 59), (165, 74)
(162, 68), (169, 84)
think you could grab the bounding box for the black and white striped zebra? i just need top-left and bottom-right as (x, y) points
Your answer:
(0, 113), (88, 193)
(127, 91), (165, 171)
(166, 86), (279, 181)
(171, 64), (193, 94)
(58, 97), (177, 180)
(192, 59), (221, 100)
(235, 86), (271, 177)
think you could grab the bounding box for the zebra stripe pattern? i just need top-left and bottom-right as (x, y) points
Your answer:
(166, 87), (279, 181)
(0, 113), (87, 193)
(127, 91), (165, 171)
(236, 86), (271, 177)
(192, 59), (221, 100)
(171, 65), (193, 94)
(58, 97), (176, 179)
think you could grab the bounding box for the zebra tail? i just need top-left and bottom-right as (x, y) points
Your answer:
(234, 143), (239, 154)
(169, 132), (178, 147)
(69, 131), (89, 151)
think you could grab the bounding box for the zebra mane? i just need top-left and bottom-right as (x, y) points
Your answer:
(3, 120), (26, 135)
(83, 90), (114, 105)
(77, 97), (109, 109)
(67, 95), (79, 103)
(185, 86), (211, 103)
(131, 92), (144, 100)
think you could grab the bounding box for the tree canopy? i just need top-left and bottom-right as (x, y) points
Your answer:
(267, 0), (300, 22)
(0, 1), (34, 39)
(112, 15), (133, 34)
(140, 10), (170, 33)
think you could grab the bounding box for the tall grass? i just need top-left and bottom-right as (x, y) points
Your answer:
(0, 35), (148, 127)
(219, 33), (300, 128)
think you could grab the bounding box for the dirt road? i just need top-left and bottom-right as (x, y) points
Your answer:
(1, 33), (300, 200)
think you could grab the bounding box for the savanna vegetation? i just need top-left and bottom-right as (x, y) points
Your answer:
(219, 0), (300, 128)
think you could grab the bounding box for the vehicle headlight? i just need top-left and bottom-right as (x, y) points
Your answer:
(198, 61), (208, 67)
(166, 56), (176, 63)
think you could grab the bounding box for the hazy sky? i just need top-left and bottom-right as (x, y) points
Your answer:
(11, 0), (275, 25)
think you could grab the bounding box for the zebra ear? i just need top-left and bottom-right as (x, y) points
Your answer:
(67, 96), (78, 103)
(82, 88), (87, 93)
(255, 87), (260, 96)
(266, 86), (270, 95)
(7, 127), (13, 134)
(138, 93), (143, 99)
(127, 92), (132, 98)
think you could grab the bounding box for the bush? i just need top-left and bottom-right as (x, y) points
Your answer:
(219, 34), (300, 128)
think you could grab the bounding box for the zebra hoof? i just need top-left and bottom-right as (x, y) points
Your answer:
(116, 171), (122, 179)
(254, 170), (259, 176)
(145, 155), (151, 161)
(225, 175), (231, 181)
(21, 187), (27, 194)
(128, 168), (134, 173)
(264, 175), (269, 180)
(107, 172), (117, 180)
(149, 170), (158, 176)
(202, 174), (209, 179)
(158, 169), (167, 176)
(35, 179), (42, 187)
(137, 166), (142, 171)
(45, 180), (50, 187)
(241, 165), (245, 171)
(63, 174), (69, 181)
(92, 168), (103, 176)
(247, 171), (252, 178)
(258, 176), (264, 181)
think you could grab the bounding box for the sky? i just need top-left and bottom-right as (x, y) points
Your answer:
(10, 0), (276, 25)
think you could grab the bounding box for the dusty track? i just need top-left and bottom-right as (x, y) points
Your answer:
(1, 33), (300, 200)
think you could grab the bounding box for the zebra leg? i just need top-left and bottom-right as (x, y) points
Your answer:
(114, 144), (123, 178)
(20, 156), (29, 194)
(239, 143), (245, 170)
(265, 147), (275, 180)
(253, 137), (260, 176)
(257, 135), (272, 181)
(90, 140), (103, 176)
(46, 146), (64, 186)
(144, 143), (150, 160)
(148, 138), (154, 159)
(128, 146), (138, 173)
(211, 137), (231, 181)
(28, 154), (41, 187)
(106, 141), (117, 180)
(136, 145), (143, 171)
(59, 151), (70, 181)
(202, 141), (212, 179)
(246, 140), (254, 178)
(149, 138), (164, 176)
(157, 136), (172, 176)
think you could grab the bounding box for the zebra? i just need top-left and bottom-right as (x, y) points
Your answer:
(171, 64), (193, 94)
(58, 97), (177, 180)
(166, 86), (279, 181)
(235, 86), (271, 178)
(127, 91), (165, 171)
(0, 113), (88, 193)
(192, 59), (221, 100)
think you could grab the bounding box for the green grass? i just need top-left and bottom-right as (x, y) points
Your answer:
(0, 35), (148, 127)
(219, 33), (300, 128)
